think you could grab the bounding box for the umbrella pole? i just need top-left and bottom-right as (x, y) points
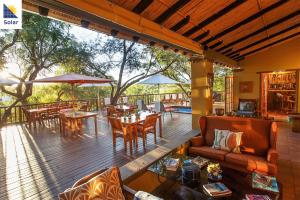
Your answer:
(71, 83), (75, 110)
(97, 88), (100, 111)
(158, 84), (160, 101)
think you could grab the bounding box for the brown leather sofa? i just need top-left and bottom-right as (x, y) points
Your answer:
(189, 116), (278, 175)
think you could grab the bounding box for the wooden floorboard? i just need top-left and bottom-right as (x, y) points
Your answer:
(0, 112), (192, 200)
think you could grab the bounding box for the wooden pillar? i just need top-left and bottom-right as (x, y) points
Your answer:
(191, 56), (213, 129)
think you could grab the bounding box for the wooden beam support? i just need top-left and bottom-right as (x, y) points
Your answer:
(80, 19), (90, 28)
(38, 6), (49, 16)
(170, 15), (190, 31)
(240, 32), (300, 58)
(132, 0), (153, 14)
(193, 30), (209, 41)
(111, 29), (119, 36)
(209, 40), (223, 49)
(154, 0), (190, 24)
(236, 56), (245, 61)
(230, 53), (240, 59)
(202, 0), (288, 45)
(24, 0), (203, 54)
(226, 51), (236, 57)
(183, 0), (246, 37)
(229, 23), (300, 55)
(221, 48), (233, 54)
(217, 10), (300, 52)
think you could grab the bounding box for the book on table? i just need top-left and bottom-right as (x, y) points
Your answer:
(164, 158), (179, 171)
(252, 172), (279, 193)
(245, 194), (271, 200)
(203, 182), (232, 197)
(192, 156), (209, 168)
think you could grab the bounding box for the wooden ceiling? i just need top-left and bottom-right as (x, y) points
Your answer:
(109, 0), (300, 61)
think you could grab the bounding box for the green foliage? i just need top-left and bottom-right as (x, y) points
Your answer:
(213, 63), (233, 91)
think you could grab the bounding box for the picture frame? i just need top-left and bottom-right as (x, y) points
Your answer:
(239, 81), (253, 93)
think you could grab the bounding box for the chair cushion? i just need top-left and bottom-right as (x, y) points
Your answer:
(58, 167), (125, 200)
(189, 146), (228, 161)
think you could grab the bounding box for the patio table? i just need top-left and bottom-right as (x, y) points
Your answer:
(63, 111), (98, 136)
(27, 107), (56, 129)
(115, 104), (137, 114)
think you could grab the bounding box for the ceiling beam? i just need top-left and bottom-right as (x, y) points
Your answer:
(170, 15), (190, 31)
(226, 51), (236, 57)
(217, 10), (300, 52)
(235, 56), (244, 61)
(24, 0), (203, 54)
(193, 30), (209, 41)
(229, 23), (300, 55)
(209, 40), (223, 49)
(154, 0), (190, 24)
(222, 48), (233, 54)
(230, 53), (240, 59)
(202, 0), (288, 45)
(240, 32), (300, 58)
(183, 0), (246, 37)
(132, 0), (153, 14)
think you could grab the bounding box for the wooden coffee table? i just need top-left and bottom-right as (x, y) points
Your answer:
(128, 153), (282, 200)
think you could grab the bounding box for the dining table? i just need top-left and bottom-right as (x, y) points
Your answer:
(115, 104), (137, 114)
(118, 111), (163, 154)
(26, 107), (57, 129)
(62, 111), (98, 136)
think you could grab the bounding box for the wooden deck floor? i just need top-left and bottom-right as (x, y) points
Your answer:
(0, 113), (192, 200)
(1, 114), (300, 200)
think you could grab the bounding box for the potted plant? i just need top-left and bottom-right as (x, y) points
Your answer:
(207, 163), (222, 181)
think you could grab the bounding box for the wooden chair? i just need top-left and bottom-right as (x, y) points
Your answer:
(59, 113), (71, 136)
(155, 102), (174, 118)
(171, 93), (177, 104)
(58, 166), (137, 200)
(79, 101), (89, 111)
(59, 112), (82, 136)
(162, 94), (171, 104)
(107, 105), (122, 123)
(137, 114), (158, 148)
(108, 117), (132, 151)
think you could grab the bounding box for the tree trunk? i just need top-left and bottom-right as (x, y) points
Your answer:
(0, 99), (21, 126)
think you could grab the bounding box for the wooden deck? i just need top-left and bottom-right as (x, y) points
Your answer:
(0, 112), (192, 200)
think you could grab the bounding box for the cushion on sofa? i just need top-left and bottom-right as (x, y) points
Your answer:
(225, 153), (277, 175)
(204, 117), (271, 156)
(189, 146), (228, 161)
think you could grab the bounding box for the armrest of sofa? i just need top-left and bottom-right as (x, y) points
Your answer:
(190, 136), (204, 147)
(267, 149), (278, 164)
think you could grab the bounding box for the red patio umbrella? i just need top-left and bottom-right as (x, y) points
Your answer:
(32, 73), (113, 105)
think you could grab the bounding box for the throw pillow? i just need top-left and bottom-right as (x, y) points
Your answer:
(212, 129), (243, 153)
(58, 167), (125, 200)
(134, 191), (163, 200)
(212, 129), (232, 151)
(231, 131), (243, 154)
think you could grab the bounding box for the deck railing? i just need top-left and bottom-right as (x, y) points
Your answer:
(0, 92), (188, 125)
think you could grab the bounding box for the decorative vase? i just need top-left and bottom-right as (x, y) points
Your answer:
(207, 172), (222, 182)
